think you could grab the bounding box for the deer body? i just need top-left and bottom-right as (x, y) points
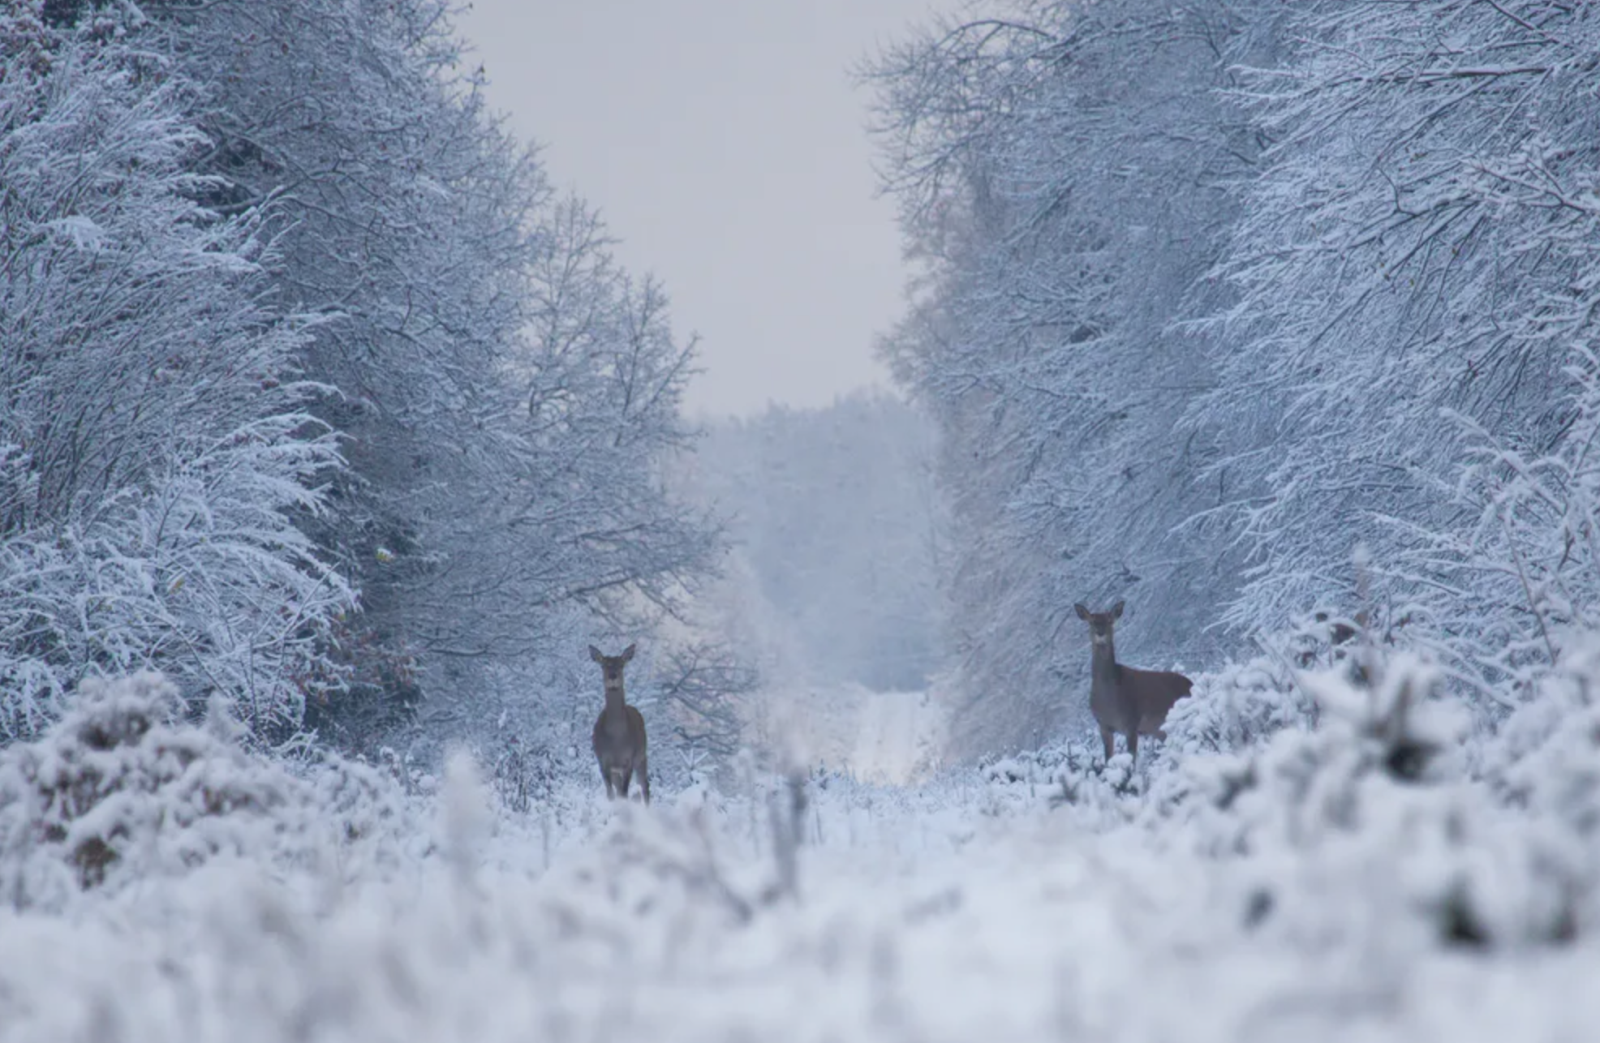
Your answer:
(1075, 601), (1192, 766)
(589, 644), (649, 803)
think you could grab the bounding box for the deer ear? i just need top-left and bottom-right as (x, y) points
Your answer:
(621, 643), (636, 662)
(1074, 603), (1091, 620)
(1111, 600), (1124, 619)
(588, 645), (604, 663)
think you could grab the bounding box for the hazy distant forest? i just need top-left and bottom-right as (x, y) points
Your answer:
(4, 0), (1599, 776)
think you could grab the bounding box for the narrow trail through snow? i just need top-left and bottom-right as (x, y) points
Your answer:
(851, 689), (943, 784)
(754, 683), (947, 784)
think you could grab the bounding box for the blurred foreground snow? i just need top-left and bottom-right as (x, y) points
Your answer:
(3, 662), (1600, 1042)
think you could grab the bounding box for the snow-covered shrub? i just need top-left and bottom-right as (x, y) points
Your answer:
(979, 738), (1099, 789)
(546, 806), (772, 947)
(1477, 638), (1600, 839)
(1161, 645), (1320, 760)
(980, 737), (1092, 795)
(0, 672), (407, 910)
(532, 769), (849, 954)
(970, 737), (1147, 825)
(1150, 650), (1591, 950)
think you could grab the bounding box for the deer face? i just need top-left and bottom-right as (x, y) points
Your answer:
(589, 643), (636, 686)
(1074, 601), (1124, 646)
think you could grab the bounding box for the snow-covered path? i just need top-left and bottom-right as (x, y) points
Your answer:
(751, 682), (946, 784)
(850, 689), (944, 785)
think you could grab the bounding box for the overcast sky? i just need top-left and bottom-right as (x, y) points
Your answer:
(452, 1), (956, 419)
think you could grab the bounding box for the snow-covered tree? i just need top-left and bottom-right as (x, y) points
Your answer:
(866, 0), (1270, 755)
(0, 9), (351, 740)
(119, 0), (722, 749)
(1199, 1), (1600, 672)
(1384, 344), (1600, 711)
(2, 1), (722, 761)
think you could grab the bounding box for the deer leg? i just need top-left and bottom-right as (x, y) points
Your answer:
(1127, 728), (1139, 768)
(1100, 727), (1115, 766)
(618, 766), (632, 800)
(638, 756), (651, 805)
(600, 761), (615, 800)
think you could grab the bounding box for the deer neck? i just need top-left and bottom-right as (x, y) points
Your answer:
(1090, 638), (1121, 692)
(602, 681), (629, 720)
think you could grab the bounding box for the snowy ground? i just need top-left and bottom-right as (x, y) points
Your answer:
(748, 682), (946, 785)
(850, 689), (945, 785)
(3, 663), (1600, 1041)
(4, 777), (1597, 1042)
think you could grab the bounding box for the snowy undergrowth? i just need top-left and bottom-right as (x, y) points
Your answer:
(0, 672), (411, 911)
(974, 639), (1600, 963)
(4, 668), (1600, 1041)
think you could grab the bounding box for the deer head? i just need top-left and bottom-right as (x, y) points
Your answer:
(1074, 601), (1124, 647)
(589, 643), (635, 690)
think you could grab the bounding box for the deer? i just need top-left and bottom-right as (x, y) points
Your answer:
(1074, 601), (1192, 768)
(589, 643), (650, 804)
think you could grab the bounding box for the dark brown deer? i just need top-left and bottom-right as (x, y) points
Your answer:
(1074, 601), (1192, 767)
(589, 643), (650, 803)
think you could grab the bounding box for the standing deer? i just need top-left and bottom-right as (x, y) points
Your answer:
(589, 643), (650, 804)
(1074, 601), (1192, 767)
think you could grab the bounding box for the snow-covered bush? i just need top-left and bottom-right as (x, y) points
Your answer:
(968, 737), (1145, 826)
(6, 660), (1600, 1040)
(545, 805), (778, 945)
(1161, 644), (1320, 760)
(0, 15), (351, 739)
(978, 738), (1099, 789)
(1148, 649), (1593, 951)
(1478, 638), (1600, 841)
(0, 672), (407, 910)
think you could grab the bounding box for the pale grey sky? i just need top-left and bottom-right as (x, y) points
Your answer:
(452, 1), (956, 418)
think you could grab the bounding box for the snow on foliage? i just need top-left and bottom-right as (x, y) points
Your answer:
(148, 0), (722, 752)
(0, 672), (404, 911)
(1, 0), (722, 760)
(1153, 651), (1591, 953)
(0, 11), (353, 739)
(866, 0), (1600, 765)
(4, 661), (1600, 1040)
(1378, 344), (1600, 713)
(10, 0), (1600, 1034)
(863, 0), (1264, 755)
(1200, 0), (1600, 683)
